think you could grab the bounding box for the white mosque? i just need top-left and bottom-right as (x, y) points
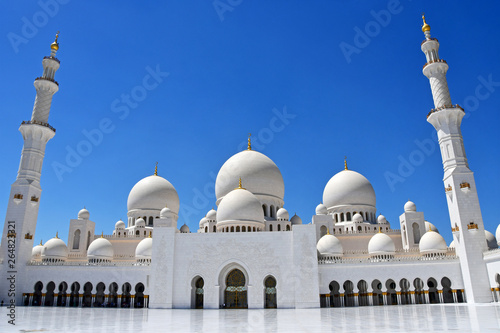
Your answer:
(1, 17), (500, 310)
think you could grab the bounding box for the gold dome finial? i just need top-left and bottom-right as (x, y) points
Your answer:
(421, 14), (431, 32)
(154, 162), (158, 176)
(344, 156), (348, 170)
(101, 231), (104, 238)
(50, 31), (60, 51)
(39, 239), (43, 245)
(55, 231), (59, 239)
(327, 228), (330, 235)
(247, 133), (252, 150)
(235, 177), (246, 190)
(378, 227), (382, 233)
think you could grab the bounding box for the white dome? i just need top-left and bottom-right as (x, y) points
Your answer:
(41, 237), (68, 260)
(199, 216), (207, 228)
(496, 224), (500, 246)
(485, 230), (498, 250)
(290, 214), (302, 225)
(315, 203), (328, 215)
(32, 242), (44, 257)
(449, 240), (455, 248)
(419, 230), (447, 254)
(87, 237), (114, 259)
(78, 208), (89, 220)
(135, 237), (153, 259)
(316, 234), (343, 256)
(377, 214), (388, 224)
(136, 218), (146, 227)
(215, 150), (284, 203)
(127, 175), (180, 214)
(352, 213), (363, 223)
(404, 200), (416, 212)
(277, 208), (289, 220)
(180, 224), (190, 233)
(206, 209), (217, 221)
(217, 188), (265, 224)
(115, 220), (125, 229)
(425, 221), (439, 233)
(323, 170), (376, 209)
(160, 206), (173, 219)
(368, 232), (395, 255)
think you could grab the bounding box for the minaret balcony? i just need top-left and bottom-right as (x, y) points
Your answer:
(35, 76), (59, 86)
(21, 120), (56, 133)
(422, 58), (447, 69)
(427, 104), (464, 118)
(467, 222), (479, 230)
(43, 55), (60, 64)
(460, 182), (471, 193)
(421, 37), (438, 46)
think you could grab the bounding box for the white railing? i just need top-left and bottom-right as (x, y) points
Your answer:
(27, 260), (149, 267)
(318, 254), (458, 265)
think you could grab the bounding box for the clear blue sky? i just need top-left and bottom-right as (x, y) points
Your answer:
(1, 1), (499, 246)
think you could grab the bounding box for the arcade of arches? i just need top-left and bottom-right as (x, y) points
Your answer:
(320, 277), (465, 307)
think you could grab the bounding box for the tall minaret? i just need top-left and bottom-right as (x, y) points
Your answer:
(422, 16), (492, 303)
(0, 34), (61, 304)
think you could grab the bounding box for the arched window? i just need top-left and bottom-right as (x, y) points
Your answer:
(277, 224), (281, 231)
(264, 276), (277, 308)
(136, 230), (140, 235)
(270, 205), (275, 218)
(320, 225), (327, 237)
(213, 225), (216, 232)
(270, 225), (273, 232)
(335, 214), (338, 223)
(262, 205), (267, 217)
(148, 216), (153, 226)
(412, 223), (420, 243)
(73, 229), (81, 249)
(286, 225), (290, 231)
(87, 231), (91, 250)
(231, 226), (234, 232)
(340, 213), (344, 222)
(346, 212), (351, 221)
(205, 226), (208, 233)
(242, 226), (246, 232)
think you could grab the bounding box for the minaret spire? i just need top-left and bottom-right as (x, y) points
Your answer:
(422, 17), (491, 303)
(0, 36), (61, 305)
(247, 133), (252, 150)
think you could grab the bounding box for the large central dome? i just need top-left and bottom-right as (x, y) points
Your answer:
(127, 175), (180, 214)
(215, 150), (284, 205)
(323, 170), (376, 209)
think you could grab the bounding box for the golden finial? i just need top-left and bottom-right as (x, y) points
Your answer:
(421, 14), (431, 32)
(148, 232), (152, 238)
(429, 224), (432, 232)
(154, 162), (158, 176)
(101, 231), (104, 238)
(327, 228), (330, 235)
(247, 133), (252, 150)
(55, 232), (59, 239)
(50, 31), (60, 51)
(378, 227), (382, 233)
(344, 156), (348, 170)
(235, 177), (245, 190)
(39, 239), (43, 245)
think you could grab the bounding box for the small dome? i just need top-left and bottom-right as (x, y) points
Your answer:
(449, 240), (456, 248)
(377, 214), (388, 224)
(425, 221), (439, 233)
(32, 241), (44, 258)
(315, 203), (328, 215)
(41, 237), (68, 260)
(78, 208), (89, 220)
(368, 232), (395, 255)
(160, 206), (173, 219)
(199, 217), (207, 228)
(404, 200), (416, 212)
(290, 214), (302, 225)
(127, 175), (180, 214)
(115, 220), (125, 229)
(485, 230), (498, 250)
(206, 209), (217, 221)
(135, 218), (146, 227)
(87, 237), (114, 260)
(496, 224), (500, 246)
(316, 234), (343, 256)
(217, 187), (264, 224)
(180, 224), (190, 233)
(419, 230), (447, 254)
(135, 237), (153, 260)
(352, 213), (363, 223)
(277, 208), (289, 220)
(323, 170), (376, 210)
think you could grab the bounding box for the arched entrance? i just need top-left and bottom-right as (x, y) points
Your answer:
(224, 269), (247, 309)
(192, 277), (204, 309)
(32, 281), (43, 306)
(134, 283), (145, 308)
(264, 276), (277, 308)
